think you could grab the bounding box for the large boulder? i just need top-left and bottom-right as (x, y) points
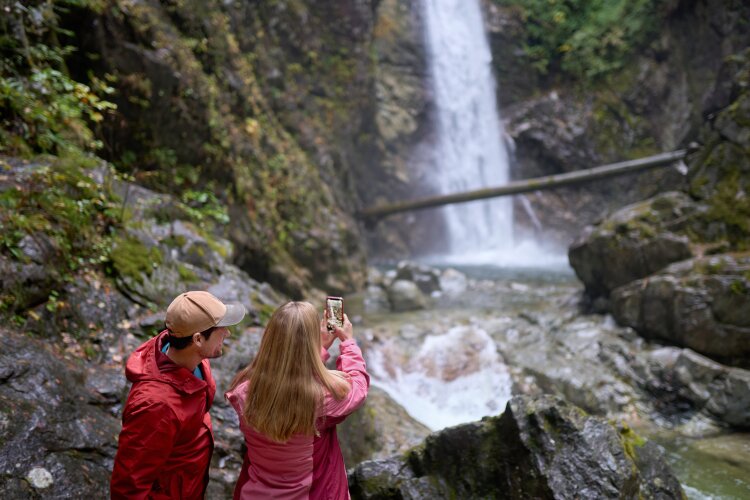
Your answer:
(386, 279), (427, 312)
(348, 395), (683, 499)
(568, 192), (699, 299)
(394, 261), (441, 295)
(611, 254), (750, 368)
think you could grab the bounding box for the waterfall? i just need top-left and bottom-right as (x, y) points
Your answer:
(423, 0), (513, 260)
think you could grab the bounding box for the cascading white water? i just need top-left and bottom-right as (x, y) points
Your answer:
(423, 0), (513, 258)
(367, 325), (512, 430)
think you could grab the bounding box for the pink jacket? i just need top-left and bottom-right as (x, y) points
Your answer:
(225, 339), (369, 500)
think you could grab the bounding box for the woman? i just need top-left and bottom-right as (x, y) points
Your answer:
(225, 301), (369, 499)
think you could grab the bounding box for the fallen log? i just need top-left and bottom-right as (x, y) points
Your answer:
(359, 148), (691, 221)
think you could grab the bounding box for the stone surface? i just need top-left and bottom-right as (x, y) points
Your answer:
(671, 349), (750, 428)
(348, 395), (684, 499)
(394, 261), (441, 294)
(363, 285), (390, 314)
(386, 279), (427, 312)
(337, 386), (431, 467)
(611, 254), (750, 368)
(568, 191), (698, 299)
(0, 329), (120, 498)
(438, 267), (468, 296)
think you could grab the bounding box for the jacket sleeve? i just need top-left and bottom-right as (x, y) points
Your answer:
(322, 339), (370, 419)
(320, 346), (331, 363)
(110, 393), (179, 500)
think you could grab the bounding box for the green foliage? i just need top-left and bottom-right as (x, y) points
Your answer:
(0, 153), (119, 278)
(1, 1), (116, 156)
(180, 189), (230, 225)
(496, 0), (670, 80)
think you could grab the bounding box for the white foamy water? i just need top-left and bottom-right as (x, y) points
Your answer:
(425, 239), (569, 268)
(368, 325), (512, 430)
(682, 485), (718, 500)
(423, 0), (514, 256)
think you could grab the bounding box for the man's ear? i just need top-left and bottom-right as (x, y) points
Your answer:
(192, 332), (203, 347)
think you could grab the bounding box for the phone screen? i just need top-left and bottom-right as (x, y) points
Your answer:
(326, 296), (344, 331)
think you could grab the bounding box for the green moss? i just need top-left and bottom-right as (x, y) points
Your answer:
(618, 423), (646, 461)
(177, 264), (199, 283)
(707, 171), (750, 250)
(730, 279), (749, 296)
(108, 234), (162, 284)
(163, 235), (188, 248)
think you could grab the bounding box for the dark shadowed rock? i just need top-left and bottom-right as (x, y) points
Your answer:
(349, 395), (684, 499)
(611, 254), (750, 368)
(0, 329), (120, 498)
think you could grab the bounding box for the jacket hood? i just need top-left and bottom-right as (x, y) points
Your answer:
(126, 330), (212, 397)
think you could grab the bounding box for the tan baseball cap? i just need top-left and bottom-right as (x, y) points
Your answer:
(165, 291), (246, 337)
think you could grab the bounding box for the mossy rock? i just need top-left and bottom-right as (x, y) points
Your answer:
(349, 395), (684, 499)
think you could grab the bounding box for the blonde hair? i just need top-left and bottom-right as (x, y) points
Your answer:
(229, 301), (351, 442)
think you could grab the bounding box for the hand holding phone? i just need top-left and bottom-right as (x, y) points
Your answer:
(325, 296), (344, 333)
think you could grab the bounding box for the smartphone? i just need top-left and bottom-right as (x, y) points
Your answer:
(326, 296), (344, 333)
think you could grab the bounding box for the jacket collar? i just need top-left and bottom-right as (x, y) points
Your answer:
(126, 331), (215, 398)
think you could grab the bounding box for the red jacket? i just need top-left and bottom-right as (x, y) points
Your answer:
(226, 339), (370, 499)
(111, 330), (216, 499)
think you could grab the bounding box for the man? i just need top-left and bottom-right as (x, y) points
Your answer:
(111, 291), (246, 499)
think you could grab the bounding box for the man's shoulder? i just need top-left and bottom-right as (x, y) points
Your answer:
(127, 380), (182, 409)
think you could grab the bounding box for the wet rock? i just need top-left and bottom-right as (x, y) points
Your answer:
(204, 326), (264, 496)
(439, 268), (468, 295)
(348, 395), (684, 499)
(209, 327), (263, 403)
(0, 329), (119, 498)
(568, 192), (698, 299)
(85, 364), (128, 407)
(366, 267), (386, 287)
(17, 234), (56, 264)
(394, 261), (441, 295)
(363, 285), (390, 314)
(338, 386), (431, 466)
(611, 254), (750, 367)
(207, 267), (286, 326)
(0, 254), (56, 312)
(386, 280), (427, 312)
(671, 349), (750, 428)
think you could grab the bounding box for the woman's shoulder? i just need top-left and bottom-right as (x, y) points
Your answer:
(225, 380), (250, 407)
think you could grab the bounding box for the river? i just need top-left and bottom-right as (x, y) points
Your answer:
(352, 263), (750, 499)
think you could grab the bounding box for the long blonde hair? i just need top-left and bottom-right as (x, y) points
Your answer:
(229, 301), (351, 442)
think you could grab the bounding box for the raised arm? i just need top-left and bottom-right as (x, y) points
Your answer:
(322, 315), (370, 419)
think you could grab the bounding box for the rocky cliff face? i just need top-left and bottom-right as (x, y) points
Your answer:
(568, 48), (750, 369)
(57, 0), (379, 297)
(482, 0), (750, 248)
